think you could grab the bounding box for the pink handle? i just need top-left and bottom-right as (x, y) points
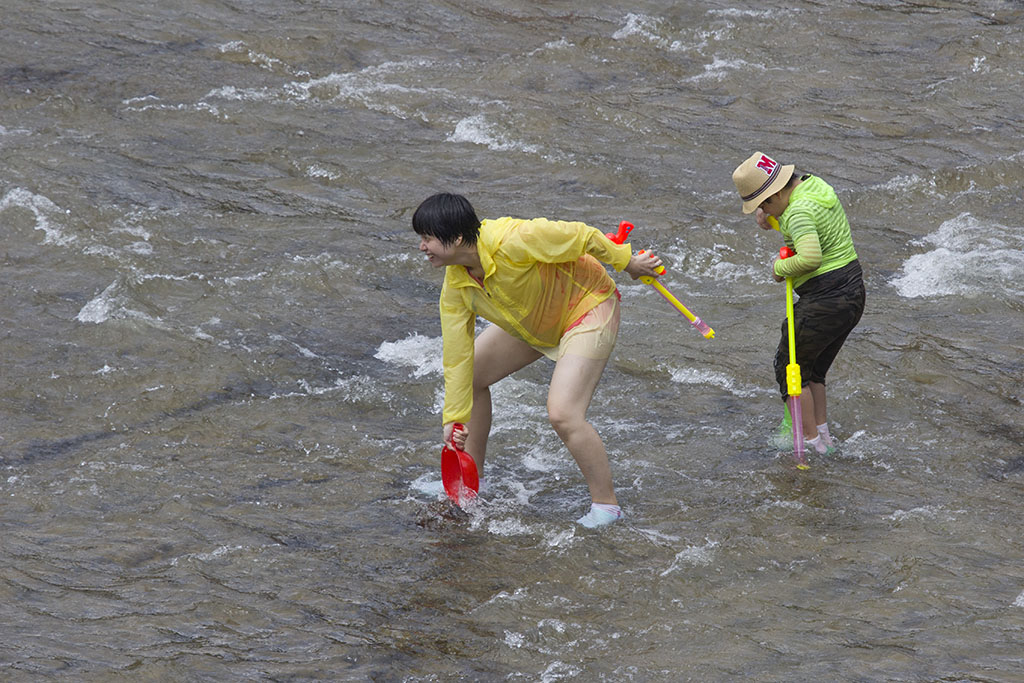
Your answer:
(690, 317), (713, 337)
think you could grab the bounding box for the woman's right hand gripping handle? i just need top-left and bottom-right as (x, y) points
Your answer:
(626, 250), (663, 280)
(444, 422), (468, 450)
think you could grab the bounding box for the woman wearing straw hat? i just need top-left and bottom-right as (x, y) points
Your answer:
(732, 152), (866, 454)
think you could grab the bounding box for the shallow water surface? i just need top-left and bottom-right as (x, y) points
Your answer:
(1, 1), (1023, 680)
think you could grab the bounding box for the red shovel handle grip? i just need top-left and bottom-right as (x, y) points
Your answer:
(605, 221), (634, 245)
(448, 422), (466, 447)
(779, 246), (796, 259)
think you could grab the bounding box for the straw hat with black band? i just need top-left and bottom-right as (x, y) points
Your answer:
(732, 152), (795, 214)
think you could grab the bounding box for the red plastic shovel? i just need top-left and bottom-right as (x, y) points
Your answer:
(441, 423), (479, 507)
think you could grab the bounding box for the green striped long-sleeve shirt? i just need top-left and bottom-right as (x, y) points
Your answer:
(774, 175), (858, 290)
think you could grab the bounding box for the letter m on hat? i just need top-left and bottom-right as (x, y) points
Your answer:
(756, 154), (777, 175)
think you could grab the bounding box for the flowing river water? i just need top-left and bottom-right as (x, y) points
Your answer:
(2, 1), (1023, 680)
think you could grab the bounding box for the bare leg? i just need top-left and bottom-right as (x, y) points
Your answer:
(465, 325), (542, 470)
(547, 353), (616, 505)
(809, 382), (827, 426)
(799, 389), (817, 440)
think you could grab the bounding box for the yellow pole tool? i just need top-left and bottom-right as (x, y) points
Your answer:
(768, 215), (808, 469)
(640, 267), (715, 338)
(606, 221), (714, 339)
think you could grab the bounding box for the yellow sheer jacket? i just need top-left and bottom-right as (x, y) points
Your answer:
(439, 217), (632, 425)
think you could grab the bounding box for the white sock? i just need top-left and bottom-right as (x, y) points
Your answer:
(576, 502), (623, 528)
(806, 435), (828, 454)
(592, 503), (621, 517)
(817, 423), (833, 445)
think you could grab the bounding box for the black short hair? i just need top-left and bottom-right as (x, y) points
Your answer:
(412, 193), (480, 246)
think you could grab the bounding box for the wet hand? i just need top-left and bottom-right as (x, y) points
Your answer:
(444, 422), (468, 449)
(626, 250), (663, 279)
(755, 208), (773, 231)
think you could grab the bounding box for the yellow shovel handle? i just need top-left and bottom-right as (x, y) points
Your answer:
(638, 257), (715, 339)
(643, 270), (696, 323)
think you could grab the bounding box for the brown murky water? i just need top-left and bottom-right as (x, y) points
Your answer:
(2, 1), (1023, 680)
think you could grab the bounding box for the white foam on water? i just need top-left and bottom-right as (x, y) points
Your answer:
(391, 252), (424, 265)
(845, 429), (869, 443)
(868, 173), (941, 196)
(889, 173), (942, 195)
(665, 364), (761, 398)
(544, 528), (577, 549)
(80, 460), (150, 474)
(505, 480), (537, 507)
(0, 124), (30, 137)
(635, 528), (682, 544)
(613, 13), (662, 41)
(759, 499), (807, 512)
(171, 544), (277, 566)
(891, 213), (1024, 298)
(885, 505), (960, 523)
(0, 188), (75, 245)
(215, 59), (464, 124)
(541, 662), (583, 682)
(121, 93), (227, 118)
(272, 374), (399, 404)
(657, 240), (765, 285)
(137, 271), (205, 283)
(305, 164), (341, 181)
(826, 430), (895, 472)
(76, 280), (157, 325)
(192, 317), (223, 343)
(411, 467), (590, 541)
(374, 333), (442, 378)
(689, 56), (764, 82)
(283, 59), (437, 102)
(487, 518), (536, 536)
(481, 587), (530, 607)
(1014, 591), (1024, 608)
(503, 630), (526, 649)
(448, 114), (540, 154)
(612, 13), (685, 51)
(217, 40), (306, 76)
(223, 271), (270, 286)
(410, 472), (445, 499)
(122, 94), (160, 107)
(528, 37), (573, 56)
(520, 442), (563, 474)
(131, 58), (459, 124)
(270, 334), (320, 359)
(708, 8), (777, 19)
(704, 256), (764, 283)
(768, 428), (795, 452)
(125, 242), (153, 255)
(659, 538), (719, 576)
